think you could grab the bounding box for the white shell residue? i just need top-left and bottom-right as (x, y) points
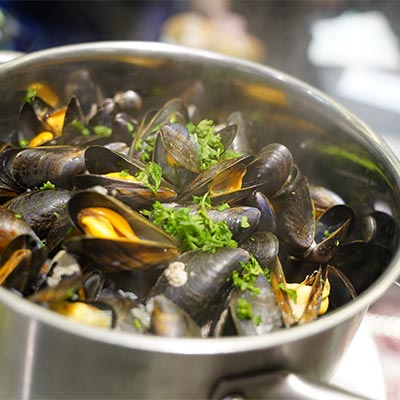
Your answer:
(164, 261), (188, 287)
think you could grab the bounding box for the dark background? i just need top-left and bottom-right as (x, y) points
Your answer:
(1, 0), (399, 87)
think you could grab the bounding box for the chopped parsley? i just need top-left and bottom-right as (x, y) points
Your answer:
(93, 125), (112, 138)
(126, 122), (135, 134)
(236, 298), (262, 325)
(40, 181), (55, 190)
(236, 298), (253, 319)
(232, 254), (266, 296)
(278, 283), (297, 303)
(119, 169), (130, 177)
(323, 229), (330, 238)
(134, 135), (157, 163)
(135, 161), (163, 194)
(19, 138), (29, 148)
(240, 216), (250, 228)
(186, 119), (239, 170)
(24, 88), (37, 104)
(70, 119), (90, 137)
(14, 213), (22, 219)
(147, 195), (237, 253)
(133, 318), (142, 330)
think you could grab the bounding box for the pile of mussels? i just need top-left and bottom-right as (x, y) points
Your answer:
(0, 84), (395, 338)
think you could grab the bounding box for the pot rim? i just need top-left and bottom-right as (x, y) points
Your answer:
(1, 40), (399, 354)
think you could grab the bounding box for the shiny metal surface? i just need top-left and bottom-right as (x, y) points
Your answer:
(0, 41), (399, 399)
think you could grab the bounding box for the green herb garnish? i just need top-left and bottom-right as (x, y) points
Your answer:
(135, 135), (157, 163)
(40, 181), (55, 190)
(236, 298), (262, 325)
(323, 229), (330, 238)
(19, 138), (29, 147)
(135, 161), (162, 194)
(119, 169), (130, 177)
(24, 88), (37, 104)
(217, 203), (230, 211)
(236, 298), (253, 320)
(133, 318), (142, 330)
(186, 119), (239, 170)
(232, 254), (265, 296)
(93, 125), (112, 138)
(240, 215), (250, 228)
(14, 213), (22, 219)
(149, 197), (237, 253)
(278, 283), (297, 303)
(70, 119), (90, 137)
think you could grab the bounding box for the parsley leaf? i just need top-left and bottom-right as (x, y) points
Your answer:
(278, 283), (297, 303)
(24, 88), (37, 104)
(149, 199), (237, 253)
(70, 119), (90, 137)
(135, 162), (163, 194)
(232, 254), (270, 295)
(93, 125), (112, 138)
(187, 119), (238, 171)
(40, 181), (55, 190)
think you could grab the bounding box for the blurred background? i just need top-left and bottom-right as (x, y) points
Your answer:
(0, 1), (399, 399)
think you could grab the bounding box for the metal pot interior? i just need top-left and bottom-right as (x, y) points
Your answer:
(0, 41), (399, 351)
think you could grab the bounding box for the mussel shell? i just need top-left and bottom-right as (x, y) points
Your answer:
(240, 231), (279, 268)
(329, 241), (392, 294)
(158, 123), (200, 173)
(10, 146), (86, 190)
(0, 207), (40, 252)
(4, 189), (73, 239)
(149, 247), (249, 326)
(229, 274), (282, 336)
(178, 155), (256, 202)
(274, 175), (315, 255)
(246, 143), (293, 197)
(206, 206), (261, 242)
(0, 234), (46, 295)
(360, 211), (398, 251)
(310, 185), (344, 218)
(17, 102), (46, 144)
(226, 111), (252, 155)
(327, 265), (356, 311)
(148, 295), (202, 338)
(246, 190), (277, 233)
(65, 190), (179, 271)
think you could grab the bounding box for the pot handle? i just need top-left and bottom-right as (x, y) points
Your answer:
(210, 370), (371, 400)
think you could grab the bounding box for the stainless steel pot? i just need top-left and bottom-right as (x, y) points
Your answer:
(0, 42), (399, 400)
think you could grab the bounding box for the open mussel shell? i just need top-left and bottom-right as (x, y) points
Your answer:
(28, 270), (102, 304)
(149, 247), (249, 328)
(360, 211), (398, 251)
(0, 234), (47, 295)
(130, 97), (189, 159)
(307, 204), (354, 263)
(4, 189), (73, 239)
(310, 185), (344, 218)
(229, 274), (283, 336)
(0, 207), (40, 252)
(326, 265), (356, 311)
(65, 190), (180, 271)
(73, 145), (177, 208)
(148, 295), (202, 338)
(178, 154), (258, 203)
(329, 241), (393, 294)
